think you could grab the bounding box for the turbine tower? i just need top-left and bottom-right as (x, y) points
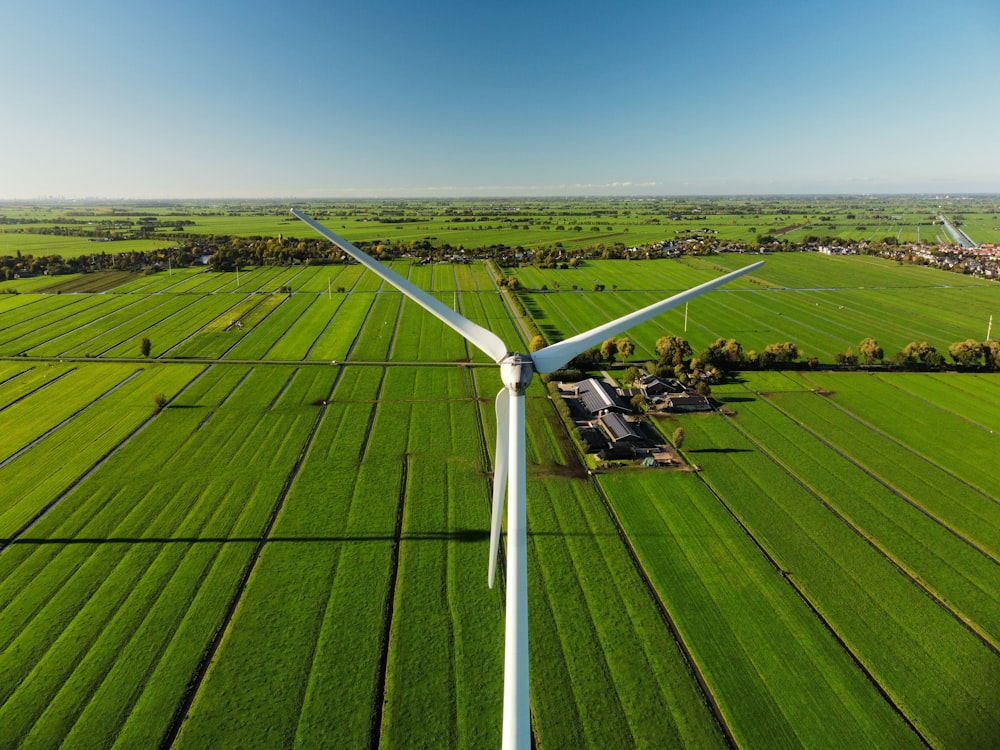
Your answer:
(293, 209), (762, 749)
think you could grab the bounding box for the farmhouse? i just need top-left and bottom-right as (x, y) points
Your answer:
(636, 375), (685, 397)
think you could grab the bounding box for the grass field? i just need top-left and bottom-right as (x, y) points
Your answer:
(0, 250), (998, 747)
(515, 253), (997, 360)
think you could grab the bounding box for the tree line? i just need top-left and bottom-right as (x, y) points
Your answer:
(540, 333), (1000, 390)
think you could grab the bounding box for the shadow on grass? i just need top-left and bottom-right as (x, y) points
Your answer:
(3, 527), (615, 546)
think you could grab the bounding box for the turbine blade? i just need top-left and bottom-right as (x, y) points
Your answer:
(489, 387), (510, 589)
(530, 260), (764, 373)
(292, 209), (509, 363)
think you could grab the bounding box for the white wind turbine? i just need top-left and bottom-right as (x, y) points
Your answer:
(293, 209), (762, 749)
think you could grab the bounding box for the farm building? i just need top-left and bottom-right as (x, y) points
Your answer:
(575, 378), (632, 416)
(636, 375), (685, 397)
(664, 392), (712, 412)
(598, 412), (646, 444)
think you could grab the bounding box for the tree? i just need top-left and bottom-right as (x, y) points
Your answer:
(895, 341), (944, 369)
(568, 347), (601, 370)
(616, 336), (634, 364)
(153, 393), (168, 411)
(948, 339), (984, 368)
(140, 337), (151, 358)
(623, 365), (642, 386)
(600, 338), (618, 363)
(761, 341), (800, 368)
(672, 427), (685, 449)
(701, 337), (743, 370)
(655, 335), (692, 366)
(629, 394), (648, 413)
(859, 337), (883, 365)
(529, 334), (545, 352)
(835, 347), (858, 366)
(984, 339), (1000, 371)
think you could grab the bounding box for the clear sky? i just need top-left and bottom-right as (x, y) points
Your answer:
(2, 0), (998, 199)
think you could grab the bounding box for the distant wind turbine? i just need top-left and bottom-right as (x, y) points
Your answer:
(292, 208), (762, 749)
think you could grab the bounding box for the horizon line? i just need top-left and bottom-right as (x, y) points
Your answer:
(3, 191), (1000, 203)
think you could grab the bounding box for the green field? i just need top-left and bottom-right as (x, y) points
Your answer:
(0, 249), (998, 748)
(514, 253), (998, 361)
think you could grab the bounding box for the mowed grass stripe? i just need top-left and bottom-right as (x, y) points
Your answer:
(304, 291), (372, 361)
(0, 293), (93, 338)
(0, 461), (270, 744)
(13, 484), (249, 748)
(167, 294), (289, 359)
(348, 290), (403, 362)
(14, 295), (152, 356)
(391, 295), (470, 362)
(265, 292), (345, 360)
(871, 372), (1000, 434)
(53, 294), (203, 358)
(223, 294), (316, 360)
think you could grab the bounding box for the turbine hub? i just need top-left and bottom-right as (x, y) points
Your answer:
(500, 353), (534, 395)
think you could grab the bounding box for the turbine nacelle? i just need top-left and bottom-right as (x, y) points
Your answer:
(499, 353), (534, 395)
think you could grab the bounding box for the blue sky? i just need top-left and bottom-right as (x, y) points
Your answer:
(2, 0), (998, 199)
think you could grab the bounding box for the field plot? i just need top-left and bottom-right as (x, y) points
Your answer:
(759, 381), (1000, 560)
(0, 233), (170, 259)
(100, 294), (257, 359)
(640, 370), (1000, 747)
(717, 382), (1000, 649)
(0, 274), (83, 293)
(516, 254), (999, 359)
(0, 295), (118, 355)
(601, 470), (923, 748)
(0, 363), (206, 538)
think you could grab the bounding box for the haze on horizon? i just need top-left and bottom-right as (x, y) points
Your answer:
(2, 0), (998, 201)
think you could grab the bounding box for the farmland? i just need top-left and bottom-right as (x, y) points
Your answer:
(3, 195), (1000, 264)
(1, 241), (998, 747)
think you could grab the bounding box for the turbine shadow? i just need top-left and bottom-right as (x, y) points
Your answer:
(2, 528), (613, 546)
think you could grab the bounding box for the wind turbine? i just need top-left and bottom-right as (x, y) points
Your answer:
(292, 209), (762, 749)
